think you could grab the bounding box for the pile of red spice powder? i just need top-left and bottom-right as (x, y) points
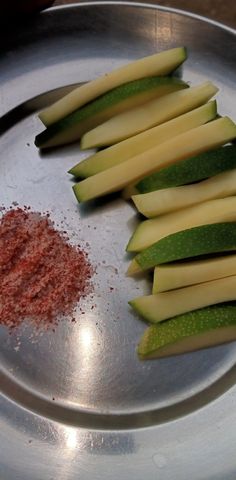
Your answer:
(0, 207), (93, 330)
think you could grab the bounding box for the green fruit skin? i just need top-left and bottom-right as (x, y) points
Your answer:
(136, 145), (236, 193)
(35, 76), (187, 148)
(133, 222), (236, 271)
(138, 302), (236, 359)
(39, 47), (187, 126)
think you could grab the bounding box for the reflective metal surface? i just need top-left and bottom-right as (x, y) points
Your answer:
(0, 3), (236, 479)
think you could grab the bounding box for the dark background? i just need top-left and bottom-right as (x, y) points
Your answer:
(54, 0), (236, 29)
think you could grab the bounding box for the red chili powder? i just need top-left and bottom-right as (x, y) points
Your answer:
(0, 207), (93, 330)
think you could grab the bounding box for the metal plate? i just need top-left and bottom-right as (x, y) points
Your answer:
(0, 2), (236, 479)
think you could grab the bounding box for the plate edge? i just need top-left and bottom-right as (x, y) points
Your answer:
(44, 1), (236, 36)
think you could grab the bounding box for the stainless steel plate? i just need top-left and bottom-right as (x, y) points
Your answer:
(0, 3), (236, 479)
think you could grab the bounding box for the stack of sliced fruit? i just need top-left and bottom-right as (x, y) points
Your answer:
(35, 47), (236, 359)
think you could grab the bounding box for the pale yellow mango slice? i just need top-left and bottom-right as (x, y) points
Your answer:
(71, 101), (216, 177)
(39, 47), (187, 126)
(153, 254), (236, 293)
(81, 82), (218, 148)
(130, 275), (236, 323)
(74, 117), (236, 203)
(127, 196), (236, 252)
(132, 168), (236, 218)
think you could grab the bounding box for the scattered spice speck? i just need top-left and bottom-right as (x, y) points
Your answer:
(0, 207), (94, 331)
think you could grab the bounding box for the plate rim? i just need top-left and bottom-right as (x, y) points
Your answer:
(46, 0), (236, 36)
